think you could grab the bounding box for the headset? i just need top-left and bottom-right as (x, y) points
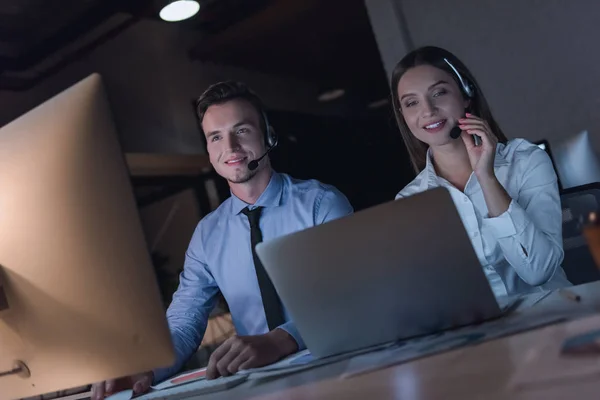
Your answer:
(248, 111), (278, 171)
(444, 57), (481, 146)
(262, 111), (278, 149)
(444, 57), (475, 99)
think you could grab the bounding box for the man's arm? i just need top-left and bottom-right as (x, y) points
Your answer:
(153, 227), (219, 383)
(92, 226), (218, 398)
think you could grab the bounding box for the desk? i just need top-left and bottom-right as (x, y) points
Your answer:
(50, 282), (600, 400)
(193, 281), (600, 400)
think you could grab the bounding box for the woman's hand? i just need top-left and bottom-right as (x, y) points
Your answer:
(458, 113), (498, 180)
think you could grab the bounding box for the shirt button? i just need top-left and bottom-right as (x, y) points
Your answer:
(463, 197), (469, 203)
(472, 231), (479, 238)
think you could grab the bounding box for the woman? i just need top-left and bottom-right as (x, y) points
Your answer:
(391, 46), (570, 297)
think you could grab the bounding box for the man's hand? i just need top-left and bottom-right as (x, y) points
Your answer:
(206, 328), (298, 379)
(90, 372), (153, 400)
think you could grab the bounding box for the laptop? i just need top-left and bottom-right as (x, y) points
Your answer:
(255, 187), (505, 359)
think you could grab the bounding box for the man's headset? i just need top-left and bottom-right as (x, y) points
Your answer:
(444, 57), (481, 146)
(248, 111), (278, 171)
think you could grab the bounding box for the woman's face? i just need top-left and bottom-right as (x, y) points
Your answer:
(397, 65), (469, 147)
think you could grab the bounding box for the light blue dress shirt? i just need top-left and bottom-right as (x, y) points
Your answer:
(153, 171), (353, 382)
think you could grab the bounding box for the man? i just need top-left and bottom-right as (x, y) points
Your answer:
(92, 81), (353, 399)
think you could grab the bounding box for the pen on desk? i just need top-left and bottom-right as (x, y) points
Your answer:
(559, 289), (581, 303)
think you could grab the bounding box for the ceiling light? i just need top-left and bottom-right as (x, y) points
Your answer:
(159, 0), (200, 22)
(318, 89), (345, 102)
(367, 98), (389, 109)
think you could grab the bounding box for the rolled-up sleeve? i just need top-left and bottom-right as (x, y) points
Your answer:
(482, 148), (564, 286)
(277, 320), (305, 350)
(153, 225), (219, 383)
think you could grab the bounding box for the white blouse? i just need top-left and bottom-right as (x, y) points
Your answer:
(396, 139), (571, 298)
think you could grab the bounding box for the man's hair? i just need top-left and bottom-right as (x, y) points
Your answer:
(195, 81), (267, 135)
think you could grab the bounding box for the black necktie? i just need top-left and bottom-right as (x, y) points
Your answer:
(241, 206), (285, 330)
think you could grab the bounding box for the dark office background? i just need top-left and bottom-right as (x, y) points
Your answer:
(2, 0), (600, 383)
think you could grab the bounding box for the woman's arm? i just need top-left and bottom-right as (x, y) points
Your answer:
(459, 115), (563, 286)
(481, 147), (564, 285)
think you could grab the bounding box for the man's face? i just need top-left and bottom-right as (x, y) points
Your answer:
(203, 99), (268, 184)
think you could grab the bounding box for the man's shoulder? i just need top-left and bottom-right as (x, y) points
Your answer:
(196, 196), (233, 230)
(278, 173), (352, 223)
(280, 173), (344, 198)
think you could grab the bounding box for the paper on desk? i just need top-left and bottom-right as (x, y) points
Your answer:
(105, 375), (247, 400)
(241, 342), (396, 381)
(517, 290), (554, 309)
(238, 349), (316, 377)
(238, 350), (319, 380)
(151, 367), (207, 390)
(105, 390), (134, 400)
(510, 314), (600, 391)
(341, 311), (570, 379)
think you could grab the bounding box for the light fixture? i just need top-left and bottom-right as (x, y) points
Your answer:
(367, 98), (389, 109)
(159, 0), (200, 22)
(318, 88), (345, 102)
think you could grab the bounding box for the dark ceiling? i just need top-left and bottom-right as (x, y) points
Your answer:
(0, 0), (389, 109)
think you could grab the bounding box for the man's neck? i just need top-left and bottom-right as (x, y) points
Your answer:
(431, 142), (472, 191)
(230, 168), (273, 205)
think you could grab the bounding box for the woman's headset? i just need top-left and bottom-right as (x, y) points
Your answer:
(444, 58), (481, 146)
(444, 58), (475, 99)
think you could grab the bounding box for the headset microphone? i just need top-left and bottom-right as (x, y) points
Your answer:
(449, 124), (482, 145)
(247, 110), (278, 171)
(248, 145), (275, 171)
(444, 57), (482, 147)
(450, 126), (462, 139)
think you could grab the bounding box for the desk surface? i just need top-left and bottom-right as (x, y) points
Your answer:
(194, 282), (600, 400)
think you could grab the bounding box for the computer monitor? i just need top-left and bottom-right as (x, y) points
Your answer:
(553, 131), (600, 189)
(0, 74), (175, 400)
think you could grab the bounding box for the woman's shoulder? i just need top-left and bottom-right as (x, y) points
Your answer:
(497, 138), (550, 167)
(395, 169), (430, 200)
(497, 138), (557, 190)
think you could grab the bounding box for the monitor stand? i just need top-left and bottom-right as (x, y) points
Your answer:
(0, 266), (8, 312)
(0, 266), (31, 379)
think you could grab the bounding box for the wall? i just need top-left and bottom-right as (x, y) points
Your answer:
(365, 0), (600, 153)
(0, 16), (353, 311)
(0, 16), (345, 154)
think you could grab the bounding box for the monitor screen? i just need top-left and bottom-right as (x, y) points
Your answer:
(553, 131), (600, 189)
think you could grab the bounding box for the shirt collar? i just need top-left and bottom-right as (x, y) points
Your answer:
(422, 142), (511, 190)
(230, 170), (284, 215)
(422, 148), (438, 190)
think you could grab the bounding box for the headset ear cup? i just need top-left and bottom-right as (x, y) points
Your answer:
(444, 57), (475, 99)
(267, 127), (278, 148)
(261, 111), (277, 148)
(465, 83), (475, 98)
